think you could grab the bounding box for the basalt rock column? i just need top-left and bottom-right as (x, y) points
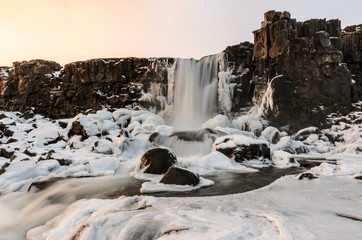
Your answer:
(252, 11), (351, 131)
(342, 25), (362, 101)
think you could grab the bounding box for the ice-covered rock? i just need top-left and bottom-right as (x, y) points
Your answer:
(201, 114), (230, 129)
(261, 126), (281, 144)
(271, 150), (299, 168)
(272, 136), (309, 154)
(232, 116), (263, 136)
(213, 134), (270, 162)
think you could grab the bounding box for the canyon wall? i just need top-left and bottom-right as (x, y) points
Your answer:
(252, 10), (352, 131)
(0, 11), (361, 132)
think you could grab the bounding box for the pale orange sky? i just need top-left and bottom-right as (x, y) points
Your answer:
(0, 0), (361, 66)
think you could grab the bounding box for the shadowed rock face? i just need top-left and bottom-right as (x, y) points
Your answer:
(252, 10), (352, 132)
(342, 25), (362, 101)
(0, 11), (360, 134)
(0, 58), (173, 118)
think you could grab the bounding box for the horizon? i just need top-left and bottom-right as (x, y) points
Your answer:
(1, 0), (361, 67)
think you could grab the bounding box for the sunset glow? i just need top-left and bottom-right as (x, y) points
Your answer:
(0, 0), (361, 66)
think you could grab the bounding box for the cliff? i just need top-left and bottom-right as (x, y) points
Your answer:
(0, 11), (361, 132)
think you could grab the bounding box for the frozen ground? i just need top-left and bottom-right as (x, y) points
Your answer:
(0, 102), (361, 239)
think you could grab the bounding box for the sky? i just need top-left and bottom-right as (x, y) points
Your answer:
(0, 0), (361, 66)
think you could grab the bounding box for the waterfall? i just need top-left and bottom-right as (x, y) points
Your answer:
(171, 55), (219, 129)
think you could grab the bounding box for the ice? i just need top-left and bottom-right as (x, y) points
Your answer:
(140, 177), (214, 193)
(218, 71), (233, 114)
(179, 151), (258, 174)
(232, 115), (263, 136)
(201, 114), (229, 128)
(271, 150), (300, 168)
(0, 104), (361, 239)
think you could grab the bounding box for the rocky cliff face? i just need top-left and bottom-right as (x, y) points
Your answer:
(222, 42), (255, 111)
(342, 25), (362, 101)
(0, 58), (173, 118)
(252, 10), (352, 131)
(0, 11), (360, 133)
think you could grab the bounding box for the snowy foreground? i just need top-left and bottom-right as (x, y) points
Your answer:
(0, 103), (361, 239)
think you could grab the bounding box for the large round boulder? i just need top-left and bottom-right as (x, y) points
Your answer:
(160, 166), (200, 186)
(140, 148), (177, 174)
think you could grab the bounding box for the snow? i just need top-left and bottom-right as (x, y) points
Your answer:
(232, 115), (263, 136)
(271, 150), (300, 168)
(0, 104), (362, 239)
(140, 177), (214, 193)
(213, 134), (268, 150)
(218, 71), (233, 114)
(201, 114), (229, 128)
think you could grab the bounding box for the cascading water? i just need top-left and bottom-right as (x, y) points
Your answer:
(171, 55), (219, 130)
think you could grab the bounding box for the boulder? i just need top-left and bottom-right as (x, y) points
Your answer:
(28, 177), (64, 192)
(0, 162), (10, 175)
(213, 135), (270, 162)
(298, 172), (318, 180)
(293, 127), (320, 141)
(0, 147), (14, 158)
(140, 148), (177, 174)
(271, 150), (299, 168)
(273, 136), (309, 154)
(159, 166), (200, 186)
(261, 126), (281, 144)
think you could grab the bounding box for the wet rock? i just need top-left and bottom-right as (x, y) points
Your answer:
(0, 147), (15, 158)
(58, 120), (68, 129)
(160, 166), (200, 186)
(298, 172), (318, 180)
(7, 137), (18, 143)
(27, 177), (64, 192)
(0, 162), (10, 175)
(71, 120), (84, 136)
(213, 135), (270, 162)
(140, 148), (177, 174)
(24, 149), (37, 157)
(3, 127), (14, 137)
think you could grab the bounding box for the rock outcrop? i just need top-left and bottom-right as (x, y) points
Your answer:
(342, 25), (362, 101)
(252, 11), (351, 131)
(0, 58), (173, 118)
(222, 42), (255, 111)
(0, 11), (360, 134)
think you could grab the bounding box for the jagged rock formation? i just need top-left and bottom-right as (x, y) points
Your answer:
(0, 58), (173, 118)
(222, 42), (255, 111)
(252, 10), (351, 131)
(342, 25), (362, 101)
(0, 11), (360, 133)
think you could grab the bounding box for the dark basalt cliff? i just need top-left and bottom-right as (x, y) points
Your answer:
(0, 58), (173, 118)
(342, 24), (362, 101)
(0, 11), (361, 132)
(252, 10), (352, 131)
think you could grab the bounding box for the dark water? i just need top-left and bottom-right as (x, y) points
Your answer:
(145, 161), (317, 197)
(56, 160), (319, 199)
